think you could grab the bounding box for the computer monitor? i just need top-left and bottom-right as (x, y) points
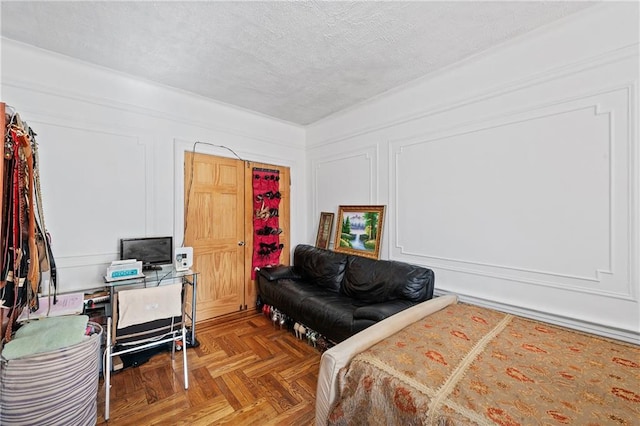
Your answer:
(120, 236), (173, 270)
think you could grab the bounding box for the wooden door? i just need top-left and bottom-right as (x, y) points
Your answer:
(184, 152), (245, 321)
(184, 153), (291, 321)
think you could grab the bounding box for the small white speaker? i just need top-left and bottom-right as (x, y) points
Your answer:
(174, 247), (193, 272)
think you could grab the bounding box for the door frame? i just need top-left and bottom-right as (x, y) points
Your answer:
(174, 140), (290, 315)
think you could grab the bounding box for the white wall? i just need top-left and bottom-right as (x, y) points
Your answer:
(1, 38), (307, 294)
(2, 3), (638, 343)
(306, 3), (640, 343)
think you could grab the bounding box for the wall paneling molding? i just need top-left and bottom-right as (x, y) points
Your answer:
(310, 146), (378, 222)
(390, 86), (635, 301)
(308, 43), (638, 149)
(23, 119), (153, 291)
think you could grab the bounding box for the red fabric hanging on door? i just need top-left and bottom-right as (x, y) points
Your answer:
(251, 168), (282, 279)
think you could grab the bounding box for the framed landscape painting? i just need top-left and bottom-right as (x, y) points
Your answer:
(334, 205), (385, 259)
(315, 212), (334, 249)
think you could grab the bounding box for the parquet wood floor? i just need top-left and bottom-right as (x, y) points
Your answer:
(96, 310), (320, 425)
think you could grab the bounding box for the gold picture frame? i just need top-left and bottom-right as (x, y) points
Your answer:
(315, 212), (335, 249)
(333, 205), (385, 259)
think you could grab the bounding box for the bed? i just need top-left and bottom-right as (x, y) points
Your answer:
(316, 295), (640, 425)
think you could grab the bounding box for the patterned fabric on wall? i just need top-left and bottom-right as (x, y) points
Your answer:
(251, 168), (283, 279)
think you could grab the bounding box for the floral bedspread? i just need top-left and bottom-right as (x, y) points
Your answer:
(328, 303), (640, 425)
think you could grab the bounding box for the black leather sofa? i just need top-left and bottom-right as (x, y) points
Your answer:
(257, 244), (435, 343)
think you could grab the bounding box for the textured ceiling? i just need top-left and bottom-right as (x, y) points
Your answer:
(1, 1), (595, 125)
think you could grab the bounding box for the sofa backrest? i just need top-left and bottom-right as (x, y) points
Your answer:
(341, 255), (434, 304)
(293, 245), (348, 293)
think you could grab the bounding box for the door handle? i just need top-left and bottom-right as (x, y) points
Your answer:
(238, 241), (245, 246)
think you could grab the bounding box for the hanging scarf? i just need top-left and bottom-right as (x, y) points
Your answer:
(1, 111), (56, 341)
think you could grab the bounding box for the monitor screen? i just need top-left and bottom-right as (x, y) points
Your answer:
(120, 236), (173, 268)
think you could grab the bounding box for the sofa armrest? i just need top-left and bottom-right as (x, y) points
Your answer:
(258, 265), (301, 282)
(353, 299), (416, 321)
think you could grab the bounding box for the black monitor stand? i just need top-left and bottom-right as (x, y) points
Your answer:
(143, 264), (163, 271)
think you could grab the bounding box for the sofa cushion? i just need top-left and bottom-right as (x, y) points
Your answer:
(258, 279), (328, 314)
(342, 255), (434, 303)
(353, 299), (416, 322)
(297, 294), (370, 343)
(293, 245), (348, 293)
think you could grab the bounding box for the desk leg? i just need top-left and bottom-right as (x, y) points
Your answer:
(108, 286), (114, 317)
(105, 317), (112, 420)
(188, 275), (199, 347)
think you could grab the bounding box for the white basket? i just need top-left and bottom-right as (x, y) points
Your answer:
(0, 322), (102, 426)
